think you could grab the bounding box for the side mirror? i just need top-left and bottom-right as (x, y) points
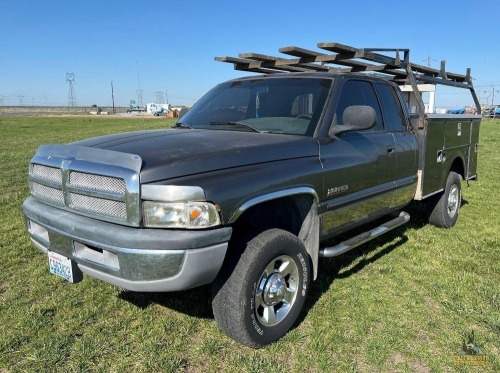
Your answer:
(330, 105), (376, 137)
(178, 107), (189, 120)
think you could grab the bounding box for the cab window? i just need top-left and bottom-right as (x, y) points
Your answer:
(375, 83), (408, 132)
(334, 80), (383, 131)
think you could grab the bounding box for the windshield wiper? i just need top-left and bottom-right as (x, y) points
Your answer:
(209, 121), (262, 133)
(171, 122), (192, 129)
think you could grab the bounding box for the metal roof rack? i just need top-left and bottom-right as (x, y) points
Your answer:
(216, 42), (481, 127)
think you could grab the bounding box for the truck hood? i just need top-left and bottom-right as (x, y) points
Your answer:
(72, 129), (319, 183)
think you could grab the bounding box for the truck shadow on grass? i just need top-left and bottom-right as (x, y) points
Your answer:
(118, 285), (215, 318)
(118, 205), (454, 323)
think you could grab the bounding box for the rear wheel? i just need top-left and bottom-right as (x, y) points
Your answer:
(212, 229), (311, 348)
(428, 171), (462, 228)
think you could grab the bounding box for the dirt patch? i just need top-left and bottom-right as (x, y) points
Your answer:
(389, 352), (406, 366)
(388, 352), (431, 373)
(409, 360), (431, 373)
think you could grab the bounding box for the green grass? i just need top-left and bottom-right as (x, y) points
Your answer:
(1, 116), (498, 372)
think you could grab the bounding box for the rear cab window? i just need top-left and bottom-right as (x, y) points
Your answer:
(374, 82), (409, 132)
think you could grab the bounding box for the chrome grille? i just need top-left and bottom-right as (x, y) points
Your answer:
(70, 193), (127, 218)
(31, 182), (64, 205)
(31, 164), (62, 184)
(28, 145), (141, 226)
(69, 171), (125, 194)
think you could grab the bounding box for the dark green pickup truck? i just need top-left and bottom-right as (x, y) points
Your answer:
(23, 43), (481, 347)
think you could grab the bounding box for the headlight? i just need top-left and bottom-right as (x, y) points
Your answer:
(143, 201), (220, 229)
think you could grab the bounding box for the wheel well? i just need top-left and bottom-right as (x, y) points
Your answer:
(230, 194), (320, 279)
(233, 195), (312, 236)
(450, 157), (465, 180)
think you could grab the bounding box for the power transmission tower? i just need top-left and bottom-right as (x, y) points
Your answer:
(423, 56), (437, 67)
(111, 81), (116, 114)
(0, 95), (4, 106)
(491, 85), (498, 105)
(66, 72), (77, 108)
(18, 95), (25, 106)
(136, 89), (144, 107)
(135, 61), (144, 107)
(154, 91), (164, 104)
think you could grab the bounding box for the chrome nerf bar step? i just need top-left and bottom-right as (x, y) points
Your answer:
(319, 211), (410, 258)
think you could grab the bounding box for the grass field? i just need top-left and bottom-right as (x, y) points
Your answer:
(0, 116), (498, 372)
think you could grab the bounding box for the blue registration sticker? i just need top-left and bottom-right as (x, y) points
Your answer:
(48, 251), (74, 283)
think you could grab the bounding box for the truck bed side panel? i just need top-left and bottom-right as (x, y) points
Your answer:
(416, 114), (481, 199)
(467, 119), (480, 179)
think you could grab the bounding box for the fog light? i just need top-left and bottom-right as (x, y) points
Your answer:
(29, 220), (49, 243)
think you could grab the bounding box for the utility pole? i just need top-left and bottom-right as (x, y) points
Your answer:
(111, 81), (116, 114)
(165, 90), (169, 104)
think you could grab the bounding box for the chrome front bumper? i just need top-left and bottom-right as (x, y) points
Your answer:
(23, 197), (231, 292)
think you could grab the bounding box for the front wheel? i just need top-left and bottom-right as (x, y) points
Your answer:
(428, 171), (462, 228)
(212, 229), (311, 348)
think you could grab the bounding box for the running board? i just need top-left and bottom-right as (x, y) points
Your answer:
(319, 212), (410, 258)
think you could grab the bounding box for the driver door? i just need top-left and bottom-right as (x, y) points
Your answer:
(319, 79), (397, 238)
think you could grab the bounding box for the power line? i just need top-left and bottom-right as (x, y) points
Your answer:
(478, 85), (499, 105)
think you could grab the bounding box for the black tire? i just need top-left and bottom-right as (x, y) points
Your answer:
(212, 229), (311, 348)
(428, 171), (462, 228)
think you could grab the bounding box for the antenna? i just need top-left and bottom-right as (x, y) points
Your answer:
(66, 72), (77, 108)
(154, 91), (164, 104)
(18, 95), (25, 106)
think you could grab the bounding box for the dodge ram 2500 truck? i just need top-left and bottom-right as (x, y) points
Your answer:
(23, 42), (481, 348)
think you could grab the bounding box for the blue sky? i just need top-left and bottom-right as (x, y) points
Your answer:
(0, 0), (499, 109)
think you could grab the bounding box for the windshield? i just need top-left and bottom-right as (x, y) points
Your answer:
(179, 77), (332, 136)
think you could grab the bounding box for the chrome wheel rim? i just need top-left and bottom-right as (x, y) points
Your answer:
(447, 184), (459, 218)
(255, 255), (299, 327)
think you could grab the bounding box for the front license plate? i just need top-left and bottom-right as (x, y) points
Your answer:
(48, 251), (80, 283)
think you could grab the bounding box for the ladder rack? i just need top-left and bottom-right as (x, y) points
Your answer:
(216, 42), (481, 126)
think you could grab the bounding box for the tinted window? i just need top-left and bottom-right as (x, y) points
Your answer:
(375, 83), (407, 132)
(335, 80), (383, 131)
